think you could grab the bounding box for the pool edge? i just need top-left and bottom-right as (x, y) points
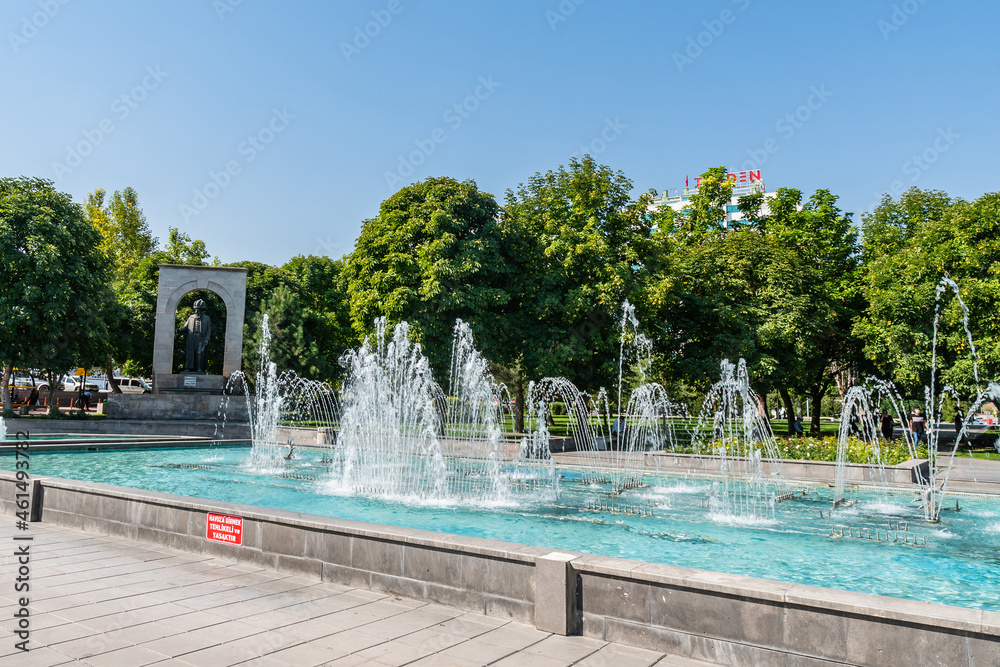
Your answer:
(2, 470), (996, 666)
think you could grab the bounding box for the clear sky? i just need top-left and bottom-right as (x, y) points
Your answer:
(2, 0), (996, 265)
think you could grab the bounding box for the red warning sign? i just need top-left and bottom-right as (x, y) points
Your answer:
(206, 512), (243, 546)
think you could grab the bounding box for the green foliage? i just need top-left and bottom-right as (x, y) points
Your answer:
(237, 255), (356, 383)
(164, 227), (210, 265)
(502, 156), (666, 396)
(85, 187), (157, 282)
(855, 188), (1000, 400)
(684, 435), (916, 465)
(345, 176), (511, 375)
(0, 177), (115, 412)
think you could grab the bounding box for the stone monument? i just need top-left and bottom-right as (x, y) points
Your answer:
(178, 298), (212, 373)
(107, 264), (250, 425)
(151, 265), (248, 394)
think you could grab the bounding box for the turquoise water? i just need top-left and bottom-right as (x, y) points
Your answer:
(4, 445), (1000, 611)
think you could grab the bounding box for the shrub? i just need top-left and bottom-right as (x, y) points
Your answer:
(679, 436), (918, 465)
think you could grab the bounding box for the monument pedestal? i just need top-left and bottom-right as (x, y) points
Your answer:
(107, 393), (248, 422)
(154, 373), (227, 395)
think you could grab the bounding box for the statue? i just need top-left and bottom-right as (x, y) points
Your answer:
(178, 299), (212, 372)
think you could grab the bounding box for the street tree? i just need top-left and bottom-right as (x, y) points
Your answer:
(855, 188), (1000, 403)
(501, 156), (668, 428)
(344, 177), (511, 377)
(0, 177), (114, 414)
(85, 187), (158, 391)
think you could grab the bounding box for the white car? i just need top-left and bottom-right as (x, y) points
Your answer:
(60, 376), (101, 392)
(105, 377), (152, 394)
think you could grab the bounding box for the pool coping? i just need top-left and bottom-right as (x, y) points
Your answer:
(2, 470), (997, 666)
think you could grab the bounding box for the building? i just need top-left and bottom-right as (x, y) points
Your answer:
(651, 169), (775, 229)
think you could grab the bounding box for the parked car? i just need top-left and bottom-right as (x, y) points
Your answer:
(8, 371), (49, 392)
(103, 377), (152, 394)
(60, 376), (101, 392)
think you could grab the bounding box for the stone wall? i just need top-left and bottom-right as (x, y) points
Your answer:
(107, 394), (248, 422)
(1, 471), (996, 665)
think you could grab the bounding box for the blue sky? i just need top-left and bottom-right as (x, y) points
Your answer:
(2, 0), (996, 265)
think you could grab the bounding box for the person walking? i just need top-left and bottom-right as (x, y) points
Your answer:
(880, 409), (894, 441)
(954, 408), (964, 447)
(910, 408), (926, 446)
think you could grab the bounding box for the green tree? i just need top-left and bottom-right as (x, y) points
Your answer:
(282, 254), (357, 379)
(855, 188), (1000, 402)
(105, 227), (215, 379)
(237, 256), (357, 383)
(344, 177), (511, 376)
(762, 188), (861, 434)
(86, 187), (157, 281)
(501, 156), (668, 427)
(654, 177), (861, 435)
(84, 187), (158, 391)
(0, 177), (114, 414)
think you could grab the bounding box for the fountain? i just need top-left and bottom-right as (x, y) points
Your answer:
(832, 386), (891, 507)
(693, 359), (791, 519)
(325, 318), (556, 503)
(524, 302), (681, 495)
(833, 278), (999, 521)
(5, 295), (1000, 620)
(0, 416), (6, 440)
(225, 314), (341, 471)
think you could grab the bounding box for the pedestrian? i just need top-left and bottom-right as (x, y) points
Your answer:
(910, 408), (926, 446)
(793, 414), (804, 437)
(880, 409), (894, 441)
(954, 408), (964, 447)
(849, 414), (860, 438)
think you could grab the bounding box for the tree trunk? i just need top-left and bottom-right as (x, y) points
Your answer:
(1, 363), (12, 415)
(810, 386), (824, 435)
(105, 357), (122, 393)
(45, 370), (59, 417)
(513, 374), (525, 434)
(758, 389), (770, 423)
(778, 386), (795, 436)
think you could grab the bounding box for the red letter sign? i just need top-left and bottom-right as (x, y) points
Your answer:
(206, 512), (244, 546)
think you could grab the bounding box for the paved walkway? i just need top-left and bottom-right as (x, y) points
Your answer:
(0, 522), (704, 667)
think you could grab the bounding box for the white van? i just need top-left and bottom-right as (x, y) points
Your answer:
(106, 377), (152, 394)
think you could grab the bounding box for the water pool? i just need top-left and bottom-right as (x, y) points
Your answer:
(4, 444), (1000, 611)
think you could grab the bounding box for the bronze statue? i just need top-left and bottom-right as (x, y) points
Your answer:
(178, 299), (212, 372)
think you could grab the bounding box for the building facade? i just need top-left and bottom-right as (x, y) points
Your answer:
(651, 169), (775, 229)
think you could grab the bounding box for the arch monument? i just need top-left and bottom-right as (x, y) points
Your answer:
(152, 264), (248, 394)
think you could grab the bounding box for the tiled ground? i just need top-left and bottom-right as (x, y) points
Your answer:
(0, 521), (709, 666)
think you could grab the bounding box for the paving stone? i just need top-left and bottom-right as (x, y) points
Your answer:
(396, 627), (470, 652)
(475, 623), (550, 650)
(32, 622), (97, 646)
(357, 638), (439, 665)
(525, 634), (607, 661)
(1, 521), (696, 667)
(439, 636), (521, 664)
(223, 629), (304, 656)
(311, 629), (386, 654)
(265, 641), (346, 666)
(434, 614), (507, 639)
(48, 633), (133, 660)
(408, 652), (486, 667)
(0, 645), (77, 666)
(576, 644), (666, 667)
(492, 652), (574, 666)
(80, 645), (171, 667)
(173, 642), (258, 666)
